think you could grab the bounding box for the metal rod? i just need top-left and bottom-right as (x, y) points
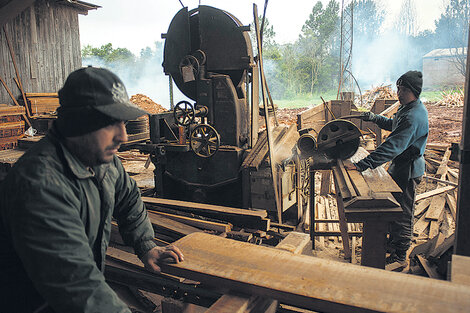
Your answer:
(309, 163), (315, 248)
(253, 4), (282, 223)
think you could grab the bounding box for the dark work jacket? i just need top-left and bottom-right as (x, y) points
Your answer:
(0, 127), (156, 313)
(354, 99), (429, 189)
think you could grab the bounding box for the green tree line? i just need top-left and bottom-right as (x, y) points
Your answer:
(82, 0), (469, 100)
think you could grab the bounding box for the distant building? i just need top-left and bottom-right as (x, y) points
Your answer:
(422, 47), (466, 90)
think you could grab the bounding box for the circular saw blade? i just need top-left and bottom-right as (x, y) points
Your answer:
(317, 119), (361, 160)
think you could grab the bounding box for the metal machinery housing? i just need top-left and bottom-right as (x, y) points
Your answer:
(140, 5), (303, 217)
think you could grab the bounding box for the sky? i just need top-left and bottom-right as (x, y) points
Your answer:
(77, 0), (452, 105)
(79, 0), (450, 55)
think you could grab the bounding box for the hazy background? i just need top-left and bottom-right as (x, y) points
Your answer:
(79, 0), (462, 108)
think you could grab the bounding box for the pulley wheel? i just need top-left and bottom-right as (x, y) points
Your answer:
(190, 124), (220, 158)
(174, 100), (195, 126)
(317, 119), (361, 160)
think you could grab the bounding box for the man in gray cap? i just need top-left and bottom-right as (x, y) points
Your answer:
(0, 67), (184, 312)
(347, 70), (429, 270)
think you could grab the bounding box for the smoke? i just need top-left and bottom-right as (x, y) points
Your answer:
(352, 30), (413, 91)
(81, 42), (190, 109)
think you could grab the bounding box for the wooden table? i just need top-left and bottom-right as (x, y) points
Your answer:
(332, 152), (403, 269)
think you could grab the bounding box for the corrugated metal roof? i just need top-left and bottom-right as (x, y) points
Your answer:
(423, 47), (467, 58)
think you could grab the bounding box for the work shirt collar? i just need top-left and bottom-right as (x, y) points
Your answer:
(47, 124), (109, 179)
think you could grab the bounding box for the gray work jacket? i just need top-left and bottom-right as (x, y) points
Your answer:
(0, 127), (156, 312)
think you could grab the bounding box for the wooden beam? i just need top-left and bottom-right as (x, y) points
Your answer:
(207, 232), (311, 313)
(143, 197), (270, 231)
(451, 254), (470, 286)
(162, 233), (470, 313)
(415, 186), (455, 202)
(148, 211), (232, 233)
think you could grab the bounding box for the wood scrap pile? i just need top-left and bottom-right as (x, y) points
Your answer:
(357, 85), (397, 109)
(411, 143), (458, 278)
(435, 88), (464, 107)
(0, 105), (25, 150)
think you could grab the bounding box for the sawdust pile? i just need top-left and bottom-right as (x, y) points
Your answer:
(130, 94), (167, 114)
(435, 88), (464, 107)
(357, 85), (397, 109)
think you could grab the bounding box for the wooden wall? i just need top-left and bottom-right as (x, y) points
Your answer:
(0, 0), (83, 105)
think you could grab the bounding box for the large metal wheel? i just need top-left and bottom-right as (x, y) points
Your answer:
(174, 100), (195, 126)
(190, 124), (220, 158)
(317, 119), (361, 160)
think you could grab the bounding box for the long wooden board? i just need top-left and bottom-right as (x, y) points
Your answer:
(161, 233), (470, 313)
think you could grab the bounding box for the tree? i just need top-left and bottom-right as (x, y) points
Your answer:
(353, 0), (384, 41)
(434, 0), (470, 76)
(395, 0), (418, 36)
(297, 0), (340, 94)
(81, 43), (135, 63)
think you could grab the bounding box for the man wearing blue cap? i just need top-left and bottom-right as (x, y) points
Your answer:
(0, 67), (184, 312)
(347, 70), (429, 270)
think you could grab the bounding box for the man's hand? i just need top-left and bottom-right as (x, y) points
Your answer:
(141, 245), (184, 273)
(343, 159), (357, 170)
(359, 111), (376, 122)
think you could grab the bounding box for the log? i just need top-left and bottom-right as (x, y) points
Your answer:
(161, 233), (470, 313)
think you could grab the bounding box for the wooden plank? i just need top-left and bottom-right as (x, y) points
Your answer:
(451, 255), (470, 287)
(428, 221), (440, 239)
(143, 197), (267, 218)
(345, 168), (371, 197)
(208, 232), (310, 313)
(337, 160), (357, 198)
(445, 192), (457, 219)
(148, 211), (232, 233)
(319, 170), (331, 196)
(144, 198), (270, 232)
(425, 195), (446, 220)
(205, 293), (253, 313)
(275, 232), (310, 255)
(413, 213), (430, 236)
(435, 148), (452, 180)
(414, 198), (431, 217)
(416, 186), (456, 202)
(147, 213), (203, 237)
(162, 233), (470, 313)
(416, 255), (441, 279)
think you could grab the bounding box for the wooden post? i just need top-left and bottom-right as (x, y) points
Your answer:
(455, 23), (470, 256)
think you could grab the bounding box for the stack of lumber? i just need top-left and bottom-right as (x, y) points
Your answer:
(25, 93), (59, 116)
(110, 197), (274, 246)
(435, 88), (464, 107)
(0, 105), (25, 150)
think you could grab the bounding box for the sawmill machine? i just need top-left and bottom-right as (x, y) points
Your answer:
(140, 5), (303, 218)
